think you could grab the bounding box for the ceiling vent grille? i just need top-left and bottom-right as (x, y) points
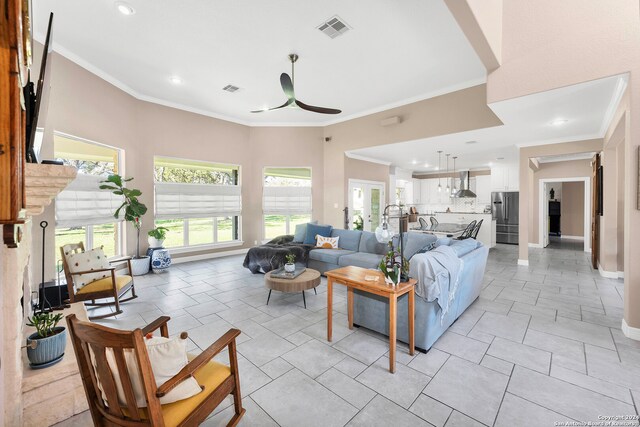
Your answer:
(317, 16), (351, 39)
(222, 84), (240, 93)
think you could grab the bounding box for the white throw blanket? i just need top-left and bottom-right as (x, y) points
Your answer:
(409, 246), (463, 323)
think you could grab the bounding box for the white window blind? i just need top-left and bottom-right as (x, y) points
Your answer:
(55, 174), (124, 227)
(263, 186), (312, 215)
(155, 182), (242, 219)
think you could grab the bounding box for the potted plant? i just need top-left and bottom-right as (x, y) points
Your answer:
(100, 174), (149, 275)
(148, 226), (169, 248)
(378, 241), (408, 286)
(284, 253), (296, 273)
(25, 312), (66, 368)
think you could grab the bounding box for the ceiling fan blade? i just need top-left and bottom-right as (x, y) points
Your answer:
(250, 98), (294, 113)
(295, 99), (341, 115)
(280, 73), (295, 100)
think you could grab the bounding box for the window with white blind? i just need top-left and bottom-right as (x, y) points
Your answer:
(154, 156), (241, 248)
(263, 167), (312, 239)
(53, 133), (124, 266)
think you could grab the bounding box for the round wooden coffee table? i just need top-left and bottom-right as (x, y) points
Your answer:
(265, 268), (321, 309)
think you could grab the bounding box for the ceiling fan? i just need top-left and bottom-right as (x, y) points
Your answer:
(251, 54), (342, 115)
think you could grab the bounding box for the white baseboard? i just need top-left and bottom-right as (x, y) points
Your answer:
(561, 235), (584, 241)
(622, 319), (640, 341)
(528, 243), (543, 248)
(172, 248), (249, 264)
(598, 262), (623, 279)
(517, 259), (529, 266)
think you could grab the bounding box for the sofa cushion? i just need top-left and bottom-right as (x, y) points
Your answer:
(308, 249), (355, 264)
(450, 238), (479, 257)
(331, 229), (362, 251)
(338, 252), (384, 269)
(293, 221), (318, 243)
(359, 231), (387, 255)
(304, 223), (333, 245)
(435, 237), (452, 247)
(393, 232), (438, 260)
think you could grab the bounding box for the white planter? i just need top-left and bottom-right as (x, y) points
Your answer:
(130, 256), (150, 276)
(148, 237), (165, 248)
(284, 263), (295, 273)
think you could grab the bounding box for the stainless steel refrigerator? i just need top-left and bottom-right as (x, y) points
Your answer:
(492, 192), (519, 244)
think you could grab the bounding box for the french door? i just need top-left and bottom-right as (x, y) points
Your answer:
(348, 180), (385, 232)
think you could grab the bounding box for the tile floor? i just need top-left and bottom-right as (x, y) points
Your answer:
(56, 243), (639, 427)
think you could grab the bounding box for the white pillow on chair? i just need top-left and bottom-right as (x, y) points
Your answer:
(93, 334), (203, 408)
(66, 247), (111, 289)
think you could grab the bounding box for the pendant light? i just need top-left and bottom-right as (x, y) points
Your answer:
(437, 151), (442, 192)
(452, 156), (458, 196)
(445, 154), (450, 193)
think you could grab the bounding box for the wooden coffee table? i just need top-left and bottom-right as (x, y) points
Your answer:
(325, 266), (417, 373)
(264, 268), (321, 309)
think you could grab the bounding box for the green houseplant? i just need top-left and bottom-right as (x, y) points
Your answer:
(378, 241), (408, 286)
(148, 226), (169, 248)
(100, 174), (150, 275)
(284, 253), (296, 273)
(25, 312), (66, 368)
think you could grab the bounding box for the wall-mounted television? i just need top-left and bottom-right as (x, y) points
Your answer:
(24, 12), (53, 164)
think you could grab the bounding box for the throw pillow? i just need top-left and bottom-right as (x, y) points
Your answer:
(415, 241), (437, 254)
(94, 334), (202, 408)
(304, 223), (333, 245)
(450, 239), (478, 257)
(316, 235), (339, 249)
(293, 221), (318, 243)
(66, 247), (111, 289)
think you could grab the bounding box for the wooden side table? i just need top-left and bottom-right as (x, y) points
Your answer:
(264, 268), (321, 309)
(325, 266), (416, 373)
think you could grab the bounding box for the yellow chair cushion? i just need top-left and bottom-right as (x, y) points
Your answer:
(134, 360), (232, 427)
(76, 275), (132, 295)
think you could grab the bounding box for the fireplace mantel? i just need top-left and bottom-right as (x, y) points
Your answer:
(25, 164), (77, 216)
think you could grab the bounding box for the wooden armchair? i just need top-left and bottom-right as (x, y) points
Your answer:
(60, 242), (137, 320)
(66, 314), (245, 427)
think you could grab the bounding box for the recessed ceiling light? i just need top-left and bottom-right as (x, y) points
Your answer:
(115, 1), (135, 15)
(411, 160), (417, 165)
(423, 163), (429, 168)
(496, 157), (504, 160)
(169, 76), (183, 85)
(550, 118), (568, 126)
(465, 140), (478, 144)
(435, 167), (439, 171)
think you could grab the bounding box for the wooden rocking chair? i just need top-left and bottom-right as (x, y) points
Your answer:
(66, 314), (245, 426)
(60, 242), (137, 320)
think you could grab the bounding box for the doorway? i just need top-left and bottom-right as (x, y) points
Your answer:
(348, 179), (385, 232)
(539, 177), (591, 252)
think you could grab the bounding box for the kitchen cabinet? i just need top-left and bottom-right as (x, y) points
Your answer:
(474, 175), (491, 204)
(411, 179), (421, 204)
(490, 164), (519, 192)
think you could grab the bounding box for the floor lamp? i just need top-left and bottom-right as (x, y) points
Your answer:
(374, 204), (408, 282)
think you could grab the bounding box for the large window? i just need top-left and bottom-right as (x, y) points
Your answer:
(263, 167), (312, 240)
(54, 133), (123, 267)
(154, 157), (241, 249)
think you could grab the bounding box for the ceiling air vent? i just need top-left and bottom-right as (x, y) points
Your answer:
(222, 84), (240, 93)
(317, 16), (351, 39)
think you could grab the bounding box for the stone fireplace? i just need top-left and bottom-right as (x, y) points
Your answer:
(0, 164), (77, 426)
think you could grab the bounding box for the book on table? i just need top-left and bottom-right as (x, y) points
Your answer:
(270, 267), (307, 279)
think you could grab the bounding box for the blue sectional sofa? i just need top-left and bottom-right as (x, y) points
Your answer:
(308, 229), (389, 274)
(352, 237), (489, 352)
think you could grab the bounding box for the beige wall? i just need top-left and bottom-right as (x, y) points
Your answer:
(561, 181), (585, 237)
(323, 84), (503, 228)
(486, 0), (640, 104)
(32, 48), (324, 281)
(530, 160), (591, 245)
(444, 0), (502, 71)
